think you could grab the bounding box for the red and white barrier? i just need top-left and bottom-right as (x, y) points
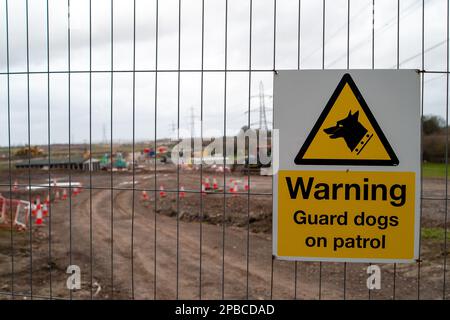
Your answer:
(42, 203), (48, 217)
(0, 195), (31, 230)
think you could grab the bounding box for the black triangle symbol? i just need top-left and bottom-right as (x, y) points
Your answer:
(294, 73), (399, 166)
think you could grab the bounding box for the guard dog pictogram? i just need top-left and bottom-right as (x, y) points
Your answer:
(294, 73), (398, 166)
(323, 110), (373, 155)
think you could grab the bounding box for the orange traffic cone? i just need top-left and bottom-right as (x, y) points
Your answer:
(204, 177), (210, 190)
(212, 177), (218, 190)
(54, 190), (60, 201)
(232, 182), (239, 196)
(73, 187), (79, 196)
(62, 189), (67, 200)
(229, 182), (234, 193)
(141, 190), (149, 201)
(159, 185), (166, 198)
(244, 182), (249, 191)
(35, 207), (43, 225)
(45, 194), (50, 205)
(180, 186), (185, 199)
(32, 196), (41, 216)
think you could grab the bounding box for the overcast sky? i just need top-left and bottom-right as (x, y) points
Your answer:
(0, 0), (448, 147)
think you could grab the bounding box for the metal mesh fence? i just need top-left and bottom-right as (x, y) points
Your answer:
(0, 0), (448, 300)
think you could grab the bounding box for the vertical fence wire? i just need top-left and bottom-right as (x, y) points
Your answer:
(199, 0), (205, 301)
(319, 0), (325, 300)
(67, 0), (73, 301)
(153, 0), (159, 301)
(176, 0), (181, 301)
(369, 0), (375, 301)
(5, 0), (13, 301)
(46, 0), (52, 300)
(246, 0), (253, 301)
(293, 0), (301, 300)
(25, 0), (33, 299)
(131, 0), (136, 300)
(153, 0), (159, 300)
(417, 0), (425, 300)
(270, 0), (276, 301)
(397, 0), (400, 69)
(371, 0), (374, 69)
(392, 0), (401, 300)
(343, 0), (350, 301)
(89, 0), (94, 300)
(222, 0), (228, 301)
(443, 0), (449, 300)
(109, 0), (114, 299)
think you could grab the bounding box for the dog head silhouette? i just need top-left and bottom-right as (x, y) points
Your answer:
(323, 110), (368, 152)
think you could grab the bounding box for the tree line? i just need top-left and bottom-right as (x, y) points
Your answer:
(422, 115), (448, 163)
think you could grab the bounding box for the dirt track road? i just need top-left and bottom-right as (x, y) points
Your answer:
(67, 183), (335, 299)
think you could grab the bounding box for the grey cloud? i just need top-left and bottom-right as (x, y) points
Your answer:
(0, 0), (448, 147)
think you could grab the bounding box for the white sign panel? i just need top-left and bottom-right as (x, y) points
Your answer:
(273, 70), (421, 263)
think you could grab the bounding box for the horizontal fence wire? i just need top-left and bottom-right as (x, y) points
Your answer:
(1, 69), (450, 75)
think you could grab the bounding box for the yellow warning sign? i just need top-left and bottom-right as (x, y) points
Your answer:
(277, 170), (415, 260)
(294, 74), (399, 166)
(274, 70), (420, 263)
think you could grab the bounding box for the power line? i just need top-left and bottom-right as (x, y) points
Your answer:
(301, 3), (368, 64)
(327, 0), (433, 68)
(396, 39), (447, 68)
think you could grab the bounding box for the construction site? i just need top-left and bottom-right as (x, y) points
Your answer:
(0, 136), (448, 300)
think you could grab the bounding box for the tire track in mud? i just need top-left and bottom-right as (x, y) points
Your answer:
(73, 184), (341, 299)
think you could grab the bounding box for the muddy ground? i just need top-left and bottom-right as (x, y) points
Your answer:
(0, 165), (449, 300)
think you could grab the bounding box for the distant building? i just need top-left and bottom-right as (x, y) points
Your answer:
(83, 158), (101, 171)
(15, 156), (101, 171)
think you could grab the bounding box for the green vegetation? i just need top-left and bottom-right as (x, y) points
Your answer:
(422, 162), (450, 178)
(421, 227), (447, 241)
(422, 114), (447, 163)
(422, 115), (446, 135)
(0, 161), (13, 171)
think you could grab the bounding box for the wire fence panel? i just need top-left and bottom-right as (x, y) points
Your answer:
(0, 0), (448, 300)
